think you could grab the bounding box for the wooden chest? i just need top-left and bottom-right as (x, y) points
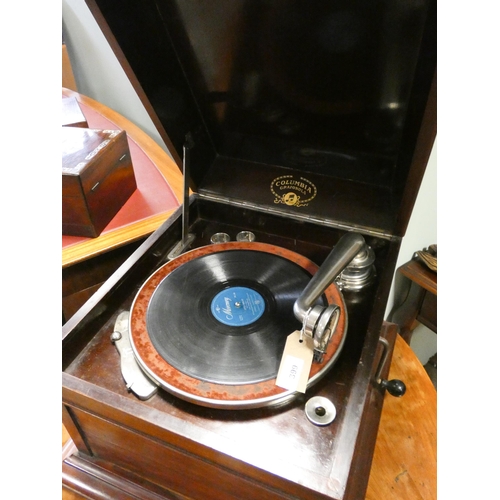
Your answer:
(63, 1), (436, 499)
(62, 127), (137, 237)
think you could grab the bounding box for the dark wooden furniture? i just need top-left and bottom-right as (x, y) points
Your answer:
(61, 88), (184, 267)
(390, 259), (437, 344)
(63, 331), (437, 500)
(62, 206), (403, 500)
(62, 128), (137, 238)
(62, 1), (436, 499)
(62, 89), (184, 322)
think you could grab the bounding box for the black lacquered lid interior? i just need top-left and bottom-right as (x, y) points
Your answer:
(87, 0), (436, 234)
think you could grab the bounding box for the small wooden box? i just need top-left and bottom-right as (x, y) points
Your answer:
(62, 127), (137, 237)
(62, 96), (88, 128)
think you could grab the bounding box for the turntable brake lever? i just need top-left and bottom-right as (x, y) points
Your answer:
(293, 232), (366, 361)
(111, 311), (159, 400)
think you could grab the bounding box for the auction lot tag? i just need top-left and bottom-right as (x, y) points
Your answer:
(276, 330), (314, 393)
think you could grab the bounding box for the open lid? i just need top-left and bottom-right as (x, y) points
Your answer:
(86, 0), (436, 236)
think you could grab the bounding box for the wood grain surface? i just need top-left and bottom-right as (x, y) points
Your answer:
(399, 260), (437, 295)
(62, 334), (436, 499)
(62, 88), (184, 268)
(366, 333), (437, 499)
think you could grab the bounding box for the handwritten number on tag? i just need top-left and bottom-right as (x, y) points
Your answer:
(276, 331), (314, 393)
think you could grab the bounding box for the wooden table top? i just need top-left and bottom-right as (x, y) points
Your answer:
(62, 333), (436, 499)
(399, 259), (437, 296)
(62, 88), (184, 268)
(366, 333), (437, 499)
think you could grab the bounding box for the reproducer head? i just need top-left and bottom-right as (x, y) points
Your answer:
(293, 232), (366, 361)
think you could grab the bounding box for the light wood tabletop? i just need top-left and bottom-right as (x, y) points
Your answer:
(62, 333), (436, 499)
(62, 88), (184, 268)
(366, 333), (437, 499)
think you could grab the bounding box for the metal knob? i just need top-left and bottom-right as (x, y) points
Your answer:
(210, 232), (231, 244)
(336, 245), (376, 291)
(379, 378), (406, 397)
(236, 231), (256, 242)
(305, 396), (337, 426)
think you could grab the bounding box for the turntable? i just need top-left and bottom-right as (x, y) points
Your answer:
(62, 1), (436, 499)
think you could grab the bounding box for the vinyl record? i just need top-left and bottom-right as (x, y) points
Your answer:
(146, 249), (324, 385)
(129, 242), (347, 409)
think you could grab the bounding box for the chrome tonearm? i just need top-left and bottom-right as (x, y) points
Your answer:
(293, 232), (367, 361)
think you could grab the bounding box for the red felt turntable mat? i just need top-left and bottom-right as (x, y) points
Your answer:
(129, 242), (346, 408)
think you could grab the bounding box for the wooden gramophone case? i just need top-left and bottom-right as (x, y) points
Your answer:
(62, 1), (436, 499)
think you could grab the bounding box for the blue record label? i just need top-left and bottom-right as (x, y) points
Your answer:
(211, 286), (265, 326)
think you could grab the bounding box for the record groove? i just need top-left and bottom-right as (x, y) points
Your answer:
(129, 242), (347, 409)
(146, 250), (325, 385)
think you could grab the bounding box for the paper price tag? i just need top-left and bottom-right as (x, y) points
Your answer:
(276, 330), (314, 393)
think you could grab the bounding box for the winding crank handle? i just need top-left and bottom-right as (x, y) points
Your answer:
(375, 337), (406, 397)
